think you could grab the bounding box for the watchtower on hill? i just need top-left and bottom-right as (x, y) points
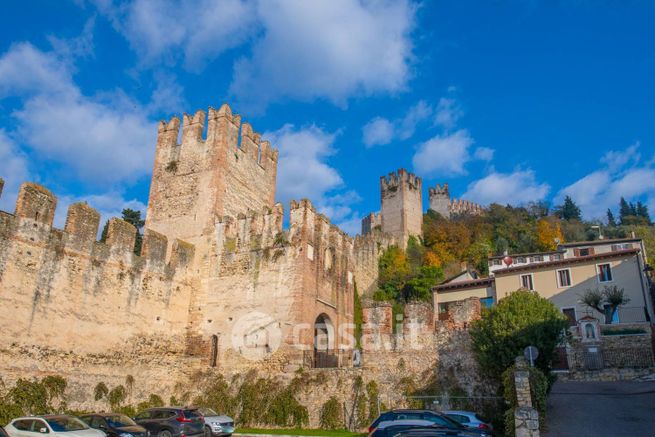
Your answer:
(379, 169), (423, 248)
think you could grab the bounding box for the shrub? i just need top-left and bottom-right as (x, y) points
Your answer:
(470, 290), (568, 380)
(319, 396), (343, 430)
(94, 382), (109, 401)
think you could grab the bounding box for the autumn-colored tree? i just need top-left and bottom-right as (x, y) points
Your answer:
(536, 217), (564, 251)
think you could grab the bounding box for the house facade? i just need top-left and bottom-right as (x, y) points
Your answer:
(435, 238), (654, 326)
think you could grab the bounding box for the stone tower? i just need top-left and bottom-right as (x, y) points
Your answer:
(380, 169), (423, 248)
(146, 104), (279, 247)
(428, 183), (451, 218)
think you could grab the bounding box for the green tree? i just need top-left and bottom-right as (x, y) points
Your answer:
(402, 265), (443, 302)
(100, 221), (109, 243)
(606, 209), (616, 227)
(636, 201), (651, 224)
(99, 209), (145, 254)
(373, 245), (411, 301)
(122, 208), (146, 254)
(108, 385), (127, 410)
(581, 285), (631, 324)
(469, 290), (568, 380)
(125, 375), (135, 403)
(94, 382), (109, 401)
(319, 396), (343, 430)
(554, 196), (581, 221)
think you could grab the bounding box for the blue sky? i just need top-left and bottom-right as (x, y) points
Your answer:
(0, 0), (654, 235)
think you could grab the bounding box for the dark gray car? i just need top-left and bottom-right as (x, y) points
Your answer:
(133, 408), (204, 437)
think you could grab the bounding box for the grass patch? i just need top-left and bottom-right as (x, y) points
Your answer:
(236, 428), (365, 437)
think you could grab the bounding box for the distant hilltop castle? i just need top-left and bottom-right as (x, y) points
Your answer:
(362, 171), (484, 248)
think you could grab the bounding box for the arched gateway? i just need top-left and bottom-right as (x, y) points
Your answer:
(313, 313), (337, 368)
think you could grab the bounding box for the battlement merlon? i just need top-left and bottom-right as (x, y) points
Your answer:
(65, 202), (101, 252)
(217, 203), (284, 251)
(380, 168), (422, 194)
(289, 198), (354, 249)
(154, 103), (279, 171)
(15, 182), (57, 226)
(428, 183), (450, 198)
(1, 180), (195, 274)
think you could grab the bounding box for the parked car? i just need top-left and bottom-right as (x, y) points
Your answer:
(1, 426), (10, 437)
(132, 408), (204, 437)
(442, 411), (493, 435)
(5, 415), (105, 437)
(80, 413), (148, 437)
(369, 420), (483, 437)
(196, 408), (234, 437)
(368, 410), (486, 437)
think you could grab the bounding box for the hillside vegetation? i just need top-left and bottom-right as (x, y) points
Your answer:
(373, 196), (654, 305)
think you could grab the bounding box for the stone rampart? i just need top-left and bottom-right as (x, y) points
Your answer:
(0, 182), (198, 404)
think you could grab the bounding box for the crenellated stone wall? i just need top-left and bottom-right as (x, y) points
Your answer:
(0, 182), (198, 403)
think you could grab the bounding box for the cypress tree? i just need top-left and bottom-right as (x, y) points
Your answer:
(606, 209), (616, 227)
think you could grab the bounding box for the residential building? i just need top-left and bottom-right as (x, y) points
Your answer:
(435, 238), (654, 326)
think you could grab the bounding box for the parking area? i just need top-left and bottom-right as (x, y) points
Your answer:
(544, 380), (655, 437)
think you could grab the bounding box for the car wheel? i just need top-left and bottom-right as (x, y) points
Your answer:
(158, 430), (172, 437)
(203, 426), (212, 437)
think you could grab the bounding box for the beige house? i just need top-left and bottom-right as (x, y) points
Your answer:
(434, 238), (654, 326)
(494, 248), (652, 324)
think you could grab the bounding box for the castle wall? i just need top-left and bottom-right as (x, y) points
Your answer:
(428, 184), (483, 218)
(180, 198), (356, 374)
(380, 169), (422, 248)
(353, 232), (395, 296)
(0, 183), (199, 404)
(361, 212), (381, 235)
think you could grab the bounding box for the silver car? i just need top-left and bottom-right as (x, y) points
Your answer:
(442, 411), (493, 434)
(197, 409), (234, 437)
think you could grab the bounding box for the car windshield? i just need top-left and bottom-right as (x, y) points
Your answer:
(106, 415), (137, 427)
(198, 408), (218, 417)
(46, 417), (89, 432)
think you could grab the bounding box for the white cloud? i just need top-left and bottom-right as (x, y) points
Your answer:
(94, 0), (257, 70)
(557, 143), (655, 219)
(412, 129), (474, 176)
(462, 170), (550, 205)
(94, 0), (416, 108)
(435, 97), (463, 130)
(265, 124), (362, 234)
(362, 100), (433, 147)
(265, 124), (343, 205)
(230, 0), (416, 108)
(362, 117), (394, 147)
(0, 130), (30, 212)
(0, 41), (156, 186)
(600, 142), (640, 172)
(0, 43), (75, 97)
(399, 100), (433, 140)
(473, 146), (495, 161)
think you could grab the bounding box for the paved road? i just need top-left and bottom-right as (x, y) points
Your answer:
(544, 380), (655, 437)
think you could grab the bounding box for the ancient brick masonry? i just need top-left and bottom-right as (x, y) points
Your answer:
(0, 103), (490, 423)
(0, 181), (198, 403)
(0, 103), (385, 410)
